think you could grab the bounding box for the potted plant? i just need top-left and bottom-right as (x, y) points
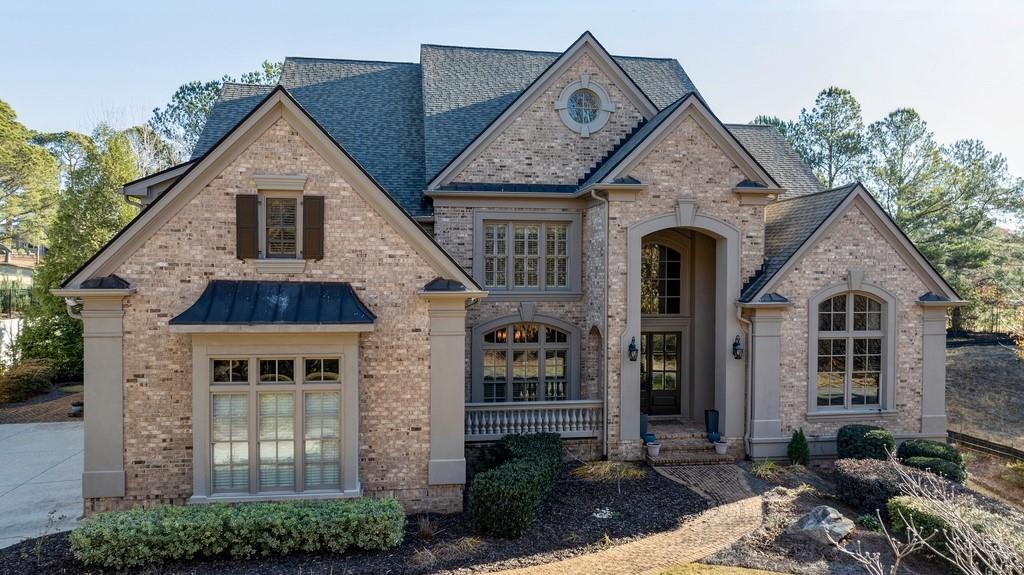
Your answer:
(646, 441), (662, 457)
(714, 440), (729, 455)
(69, 401), (83, 417)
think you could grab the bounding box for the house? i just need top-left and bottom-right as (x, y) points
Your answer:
(53, 32), (962, 515)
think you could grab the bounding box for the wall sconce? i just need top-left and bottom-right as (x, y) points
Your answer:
(628, 337), (639, 362)
(732, 335), (745, 360)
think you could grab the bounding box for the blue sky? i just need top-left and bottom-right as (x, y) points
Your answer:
(5, 0), (1023, 173)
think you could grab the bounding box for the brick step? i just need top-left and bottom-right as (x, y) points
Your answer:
(646, 450), (735, 466)
(658, 440), (717, 453)
(648, 429), (707, 441)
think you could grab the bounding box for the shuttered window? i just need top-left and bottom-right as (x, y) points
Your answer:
(265, 197), (298, 258)
(302, 195), (324, 260)
(235, 195), (259, 260)
(235, 194), (325, 260)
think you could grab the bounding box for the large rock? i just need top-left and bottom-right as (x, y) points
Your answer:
(787, 505), (855, 545)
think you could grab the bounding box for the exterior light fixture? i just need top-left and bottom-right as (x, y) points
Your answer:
(732, 335), (744, 360)
(628, 337), (639, 362)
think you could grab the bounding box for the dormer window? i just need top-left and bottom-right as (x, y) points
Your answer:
(555, 74), (615, 137)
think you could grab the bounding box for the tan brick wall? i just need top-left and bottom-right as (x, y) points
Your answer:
(104, 117), (456, 513)
(453, 53), (645, 185)
(772, 204), (929, 437)
(603, 115), (767, 459)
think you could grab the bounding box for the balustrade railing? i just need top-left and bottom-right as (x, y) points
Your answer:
(464, 400), (603, 442)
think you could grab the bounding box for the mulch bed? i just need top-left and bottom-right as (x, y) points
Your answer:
(0, 387), (83, 424)
(0, 462), (708, 575)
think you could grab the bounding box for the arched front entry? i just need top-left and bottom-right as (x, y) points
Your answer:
(618, 199), (745, 449)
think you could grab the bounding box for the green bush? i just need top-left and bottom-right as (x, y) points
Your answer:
(855, 514), (883, 532)
(69, 498), (405, 569)
(897, 439), (963, 468)
(0, 359), (54, 403)
(833, 458), (934, 518)
(787, 428), (810, 466)
(836, 424), (893, 460)
(903, 456), (967, 484)
(469, 433), (563, 537)
(888, 496), (1024, 556)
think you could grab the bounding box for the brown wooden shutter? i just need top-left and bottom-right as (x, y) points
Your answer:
(235, 194), (259, 260)
(302, 195), (324, 260)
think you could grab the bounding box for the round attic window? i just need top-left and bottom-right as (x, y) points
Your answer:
(556, 75), (615, 137)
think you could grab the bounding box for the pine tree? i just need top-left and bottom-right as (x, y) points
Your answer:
(787, 428), (810, 466)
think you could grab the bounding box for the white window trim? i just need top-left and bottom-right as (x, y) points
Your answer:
(554, 74), (616, 137)
(472, 210), (582, 300)
(471, 314), (580, 403)
(190, 334), (360, 503)
(807, 283), (898, 417)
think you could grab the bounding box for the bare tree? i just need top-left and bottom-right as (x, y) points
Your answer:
(827, 509), (931, 575)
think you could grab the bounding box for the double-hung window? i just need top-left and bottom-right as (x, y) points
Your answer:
(209, 356), (343, 494)
(475, 212), (580, 295)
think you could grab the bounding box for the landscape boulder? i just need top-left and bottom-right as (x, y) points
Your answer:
(787, 505), (855, 545)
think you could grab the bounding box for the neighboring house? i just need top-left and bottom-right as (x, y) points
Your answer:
(54, 32), (963, 515)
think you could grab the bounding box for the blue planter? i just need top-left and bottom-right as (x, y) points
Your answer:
(704, 409), (719, 435)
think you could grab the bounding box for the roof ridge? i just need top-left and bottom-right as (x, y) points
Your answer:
(768, 182), (857, 205)
(284, 56), (417, 66)
(420, 42), (679, 62)
(221, 81), (275, 87)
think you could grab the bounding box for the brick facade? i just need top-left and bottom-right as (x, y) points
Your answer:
(98, 118), (457, 514)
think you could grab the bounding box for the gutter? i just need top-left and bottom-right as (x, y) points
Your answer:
(735, 304), (752, 458)
(591, 189), (611, 459)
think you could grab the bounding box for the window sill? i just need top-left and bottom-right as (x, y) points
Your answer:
(249, 259), (308, 274)
(189, 487), (361, 505)
(482, 291), (582, 302)
(806, 409), (897, 422)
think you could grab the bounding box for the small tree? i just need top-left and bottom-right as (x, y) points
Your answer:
(787, 428), (810, 466)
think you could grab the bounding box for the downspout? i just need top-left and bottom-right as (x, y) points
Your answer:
(736, 304), (752, 458)
(591, 189), (611, 459)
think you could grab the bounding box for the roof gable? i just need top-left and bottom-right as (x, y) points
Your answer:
(742, 183), (961, 302)
(426, 32), (670, 189)
(64, 87), (478, 290)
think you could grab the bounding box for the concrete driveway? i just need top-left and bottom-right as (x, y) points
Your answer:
(0, 422), (82, 548)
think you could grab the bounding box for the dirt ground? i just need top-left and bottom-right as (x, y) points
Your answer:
(946, 340), (1024, 451)
(962, 450), (1024, 510)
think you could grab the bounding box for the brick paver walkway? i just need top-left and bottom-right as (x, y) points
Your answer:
(0, 391), (82, 424)
(490, 466), (763, 575)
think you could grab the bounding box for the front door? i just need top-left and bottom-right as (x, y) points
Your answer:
(640, 331), (682, 415)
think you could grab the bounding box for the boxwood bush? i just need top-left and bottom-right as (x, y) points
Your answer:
(902, 456), (967, 484)
(469, 433), (563, 537)
(836, 424), (894, 460)
(896, 439), (963, 468)
(69, 497), (405, 569)
(0, 359), (54, 403)
(833, 458), (933, 518)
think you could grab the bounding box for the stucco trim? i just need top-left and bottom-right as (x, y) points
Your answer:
(428, 32), (659, 189)
(805, 281), (898, 415)
(470, 313), (582, 403)
(747, 186), (962, 303)
(749, 430), (947, 460)
(63, 89), (478, 291)
(253, 174), (308, 191)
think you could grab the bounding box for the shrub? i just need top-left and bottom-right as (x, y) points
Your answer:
(0, 359), (54, 403)
(903, 456), (967, 484)
(833, 458), (935, 518)
(855, 514), (883, 532)
(1004, 461), (1024, 487)
(897, 439), (963, 468)
(787, 428), (810, 466)
(469, 433), (562, 537)
(69, 498), (405, 569)
(751, 459), (779, 480)
(888, 495), (1024, 556)
(571, 461), (645, 482)
(836, 424), (893, 460)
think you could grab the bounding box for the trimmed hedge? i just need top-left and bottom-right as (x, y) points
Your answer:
(0, 359), (54, 403)
(469, 433), (563, 537)
(897, 439), (963, 468)
(903, 456), (967, 484)
(833, 458), (934, 518)
(69, 498), (406, 569)
(836, 424), (894, 460)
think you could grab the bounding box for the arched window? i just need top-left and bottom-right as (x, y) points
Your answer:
(478, 321), (574, 403)
(641, 243), (682, 315)
(814, 292), (885, 409)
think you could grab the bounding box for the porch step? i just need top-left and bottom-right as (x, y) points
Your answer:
(646, 450), (736, 466)
(659, 439), (718, 453)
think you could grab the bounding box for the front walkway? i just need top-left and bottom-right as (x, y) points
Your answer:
(492, 466), (763, 575)
(0, 422), (83, 548)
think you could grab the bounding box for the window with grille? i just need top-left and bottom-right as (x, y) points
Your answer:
(814, 293), (884, 409)
(479, 323), (571, 402)
(641, 243), (682, 315)
(481, 221), (571, 291)
(209, 355), (343, 494)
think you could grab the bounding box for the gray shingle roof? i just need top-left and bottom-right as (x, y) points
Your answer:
(740, 184), (857, 301)
(191, 83), (274, 159)
(727, 124), (823, 198)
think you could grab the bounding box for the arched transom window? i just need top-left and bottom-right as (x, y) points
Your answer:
(481, 323), (570, 403)
(815, 293), (884, 408)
